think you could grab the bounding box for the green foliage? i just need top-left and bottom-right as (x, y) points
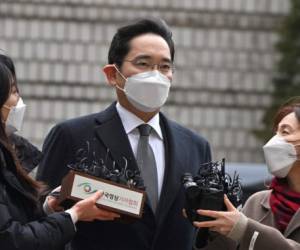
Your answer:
(255, 0), (300, 142)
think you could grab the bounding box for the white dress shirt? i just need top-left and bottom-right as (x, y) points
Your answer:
(116, 102), (165, 198)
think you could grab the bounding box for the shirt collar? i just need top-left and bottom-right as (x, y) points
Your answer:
(116, 102), (163, 140)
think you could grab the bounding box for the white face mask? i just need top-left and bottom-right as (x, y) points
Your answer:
(5, 97), (26, 134)
(114, 67), (171, 112)
(263, 134), (299, 178)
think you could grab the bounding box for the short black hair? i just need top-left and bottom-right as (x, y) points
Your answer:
(108, 18), (175, 67)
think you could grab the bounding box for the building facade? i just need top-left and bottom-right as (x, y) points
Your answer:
(0, 0), (290, 163)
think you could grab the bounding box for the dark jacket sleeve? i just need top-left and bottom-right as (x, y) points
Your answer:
(9, 133), (43, 173)
(36, 123), (73, 188)
(0, 186), (76, 250)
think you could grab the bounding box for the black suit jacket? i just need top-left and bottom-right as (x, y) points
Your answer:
(37, 103), (211, 250)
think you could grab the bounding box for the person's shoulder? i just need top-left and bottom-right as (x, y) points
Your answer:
(162, 114), (209, 144)
(44, 112), (101, 140)
(242, 189), (271, 212)
(55, 104), (116, 130)
(51, 110), (107, 134)
(9, 133), (39, 151)
(247, 189), (271, 202)
(9, 134), (42, 172)
(59, 112), (100, 127)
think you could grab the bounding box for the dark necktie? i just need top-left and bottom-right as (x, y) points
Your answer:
(136, 124), (158, 212)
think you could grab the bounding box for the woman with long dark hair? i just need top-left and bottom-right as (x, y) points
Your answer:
(0, 53), (42, 172)
(193, 97), (300, 250)
(0, 62), (119, 250)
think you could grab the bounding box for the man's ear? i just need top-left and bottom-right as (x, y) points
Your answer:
(103, 64), (117, 86)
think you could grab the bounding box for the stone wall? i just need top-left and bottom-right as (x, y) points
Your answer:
(0, 0), (290, 163)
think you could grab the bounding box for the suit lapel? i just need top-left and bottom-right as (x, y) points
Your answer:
(94, 105), (190, 223)
(155, 114), (190, 227)
(257, 191), (275, 225)
(94, 104), (160, 211)
(94, 103), (138, 173)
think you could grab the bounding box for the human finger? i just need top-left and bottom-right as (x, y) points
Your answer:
(210, 226), (219, 232)
(89, 191), (103, 203)
(182, 209), (187, 218)
(193, 220), (218, 228)
(197, 209), (221, 219)
(47, 196), (64, 211)
(224, 195), (236, 211)
(96, 207), (120, 218)
(82, 207), (120, 221)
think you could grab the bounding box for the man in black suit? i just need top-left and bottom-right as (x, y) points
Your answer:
(37, 18), (211, 250)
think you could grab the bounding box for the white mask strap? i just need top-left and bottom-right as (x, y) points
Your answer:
(113, 64), (127, 81)
(112, 64), (127, 92)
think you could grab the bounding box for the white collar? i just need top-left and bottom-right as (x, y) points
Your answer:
(116, 102), (163, 140)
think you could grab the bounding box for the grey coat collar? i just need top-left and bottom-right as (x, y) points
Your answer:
(258, 189), (300, 237)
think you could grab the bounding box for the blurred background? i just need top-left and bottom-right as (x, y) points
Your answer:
(0, 0), (298, 174)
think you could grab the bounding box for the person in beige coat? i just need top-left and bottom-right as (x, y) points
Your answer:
(193, 97), (300, 250)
